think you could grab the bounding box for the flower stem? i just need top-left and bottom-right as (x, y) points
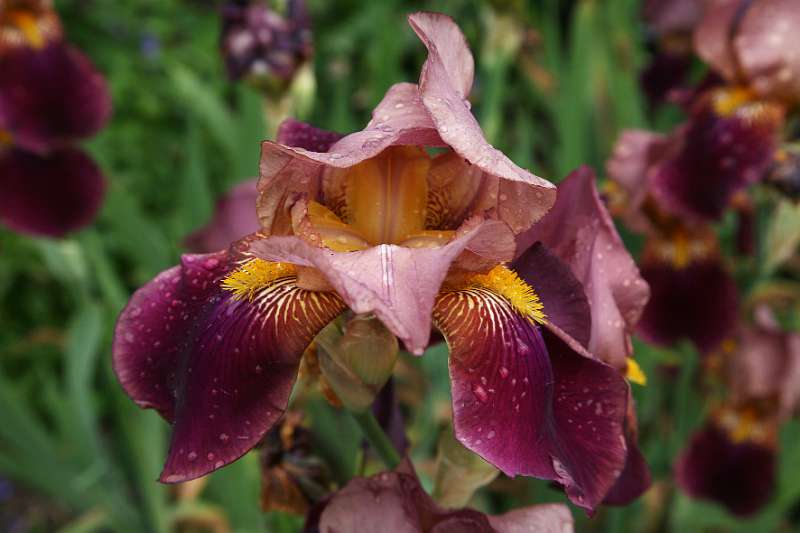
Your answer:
(351, 410), (401, 469)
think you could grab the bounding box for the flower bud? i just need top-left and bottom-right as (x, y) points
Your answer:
(315, 314), (399, 412)
(432, 426), (499, 508)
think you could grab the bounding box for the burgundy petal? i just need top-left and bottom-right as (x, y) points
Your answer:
(735, 0), (800, 103)
(519, 167), (650, 370)
(409, 12), (555, 233)
(0, 146), (105, 237)
(185, 179), (260, 253)
(512, 242), (592, 348)
(637, 257), (739, 354)
(0, 42), (111, 153)
(434, 287), (629, 511)
(650, 94), (782, 221)
(275, 118), (344, 152)
(315, 462), (574, 533)
(603, 395), (651, 505)
(675, 423), (776, 516)
(112, 250), (345, 482)
(249, 219), (515, 354)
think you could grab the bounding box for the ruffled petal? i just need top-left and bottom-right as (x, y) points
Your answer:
(409, 12), (555, 233)
(637, 257), (739, 354)
(0, 42), (111, 153)
(735, 0), (800, 103)
(434, 286), (629, 511)
(314, 462), (574, 533)
(249, 219), (515, 354)
(675, 423), (776, 516)
(0, 147), (105, 237)
(185, 179), (260, 253)
(112, 250), (345, 483)
(651, 93), (783, 221)
(519, 167), (650, 370)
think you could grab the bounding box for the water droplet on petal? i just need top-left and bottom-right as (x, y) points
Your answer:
(472, 384), (489, 403)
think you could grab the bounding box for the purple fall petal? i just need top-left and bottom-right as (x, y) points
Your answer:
(250, 219), (514, 354)
(651, 95), (782, 221)
(0, 42), (111, 153)
(512, 242), (592, 348)
(185, 179), (260, 253)
(434, 286), (629, 512)
(603, 395), (651, 505)
(519, 167), (650, 370)
(675, 423), (776, 516)
(637, 257), (739, 354)
(0, 147), (105, 237)
(113, 250), (345, 482)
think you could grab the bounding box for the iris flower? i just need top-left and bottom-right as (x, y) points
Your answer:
(114, 13), (647, 511)
(676, 306), (800, 515)
(0, 0), (110, 237)
(305, 461), (574, 533)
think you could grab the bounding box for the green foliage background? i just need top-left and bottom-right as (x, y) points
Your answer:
(1, 0), (798, 531)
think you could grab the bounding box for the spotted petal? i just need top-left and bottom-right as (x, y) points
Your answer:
(250, 219), (515, 355)
(518, 167), (650, 371)
(0, 42), (111, 153)
(112, 250), (345, 482)
(0, 147), (105, 237)
(433, 287), (629, 511)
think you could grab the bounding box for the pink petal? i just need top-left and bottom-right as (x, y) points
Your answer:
(249, 219), (515, 354)
(519, 167), (650, 370)
(409, 12), (556, 233)
(643, 0), (704, 36)
(676, 423), (776, 516)
(112, 250), (345, 482)
(735, 0), (800, 103)
(0, 42), (111, 153)
(185, 179), (260, 253)
(0, 147), (105, 238)
(434, 286), (629, 511)
(315, 463), (574, 533)
(693, 0), (743, 82)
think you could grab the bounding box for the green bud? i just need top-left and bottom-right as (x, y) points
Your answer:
(432, 427), (499, 508)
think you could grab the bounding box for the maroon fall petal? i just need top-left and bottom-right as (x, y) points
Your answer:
(512, 242), (592, 348)
(434, 288), (629, 512)
(603, 397), (651, 505)
(185, 180), (260, 253)
(650, 96), (782, 221)
(112, 250), (345, 483)
(0, 147), (105, 238)
(675, 423), (776, 516)
(0, 42), (111, 153)
(637, 257), (739, 354)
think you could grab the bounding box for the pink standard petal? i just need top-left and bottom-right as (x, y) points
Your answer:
(185, 179), (260, 253)
(735, 0), (800, 103)
(519, 167), (650, 370)
(0, 42), (111, 153)
(693, 0), (744, 82)
(434, 286), (629, 512)
(250, 219), (515, 354)
(112, 250), (345, 482)
(0, 147), (105, 238)
(409, 12), (555, 232)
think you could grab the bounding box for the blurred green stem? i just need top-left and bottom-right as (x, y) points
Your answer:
(350, 410), (401, 469)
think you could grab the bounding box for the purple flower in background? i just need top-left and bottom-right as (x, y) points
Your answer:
(305, 461), (574, 533)
(220, 0), (312, 92)
(185, 179), (261, 253)
(0, 0), (111, 237)
(113, 12), (642, 511)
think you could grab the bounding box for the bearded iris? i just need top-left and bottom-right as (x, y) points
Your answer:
(114, 12), (647, 512)
(0, 0), (110, 237)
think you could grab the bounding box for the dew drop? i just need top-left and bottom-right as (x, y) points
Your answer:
(187, 451), (198, 461)
(207, 452), (215, 461)
(472, 384), (489, 403)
